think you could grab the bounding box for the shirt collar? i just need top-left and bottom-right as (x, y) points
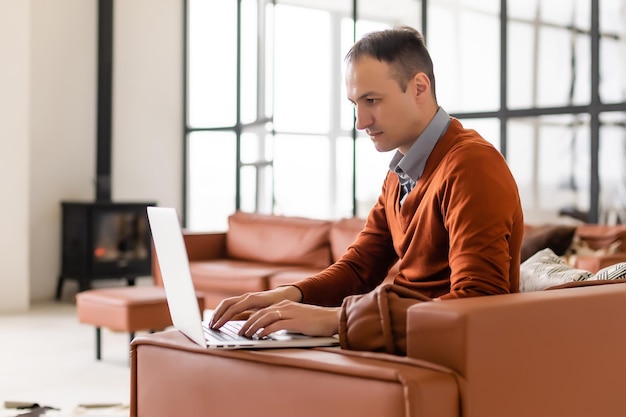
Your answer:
(389, 107), (451, 183)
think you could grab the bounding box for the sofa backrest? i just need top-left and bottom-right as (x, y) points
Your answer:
(330, 217), (399, 282)
(226, 211), (332, 268)
(329, 217), (366, 262)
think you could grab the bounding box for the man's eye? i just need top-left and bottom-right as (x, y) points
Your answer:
(366, 98), (378, 104)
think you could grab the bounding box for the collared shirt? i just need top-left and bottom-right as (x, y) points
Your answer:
(389, 107), (451, 205)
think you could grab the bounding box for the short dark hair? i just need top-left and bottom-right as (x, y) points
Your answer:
(345, 26), (436, 100)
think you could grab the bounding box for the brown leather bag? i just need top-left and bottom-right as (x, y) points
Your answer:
(338, 284), (432, 356)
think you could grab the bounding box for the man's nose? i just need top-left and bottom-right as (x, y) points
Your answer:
(354, 107), (371, 130)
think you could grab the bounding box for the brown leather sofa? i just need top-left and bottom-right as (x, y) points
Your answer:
(130, 280), (626, 417)
(134, 214), (626, 416)
(153, 211), (626, 309)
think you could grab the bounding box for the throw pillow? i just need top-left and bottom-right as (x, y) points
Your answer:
(521, 224), (577, 263)
(588, 262), (626, 281)
(520, 248), (592, 292)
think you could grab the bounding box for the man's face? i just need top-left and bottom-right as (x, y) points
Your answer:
(346, 56), (425, 155)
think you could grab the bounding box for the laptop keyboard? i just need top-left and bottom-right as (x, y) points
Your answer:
(202, 321), (260, 342)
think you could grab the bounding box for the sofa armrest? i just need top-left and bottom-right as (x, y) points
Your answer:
(131, 330), (459, 417)
(406, 283), (626, 417)
(151, 231), (226, 287)
(182, 231), (227, 261)
(575, 224), (626, 250)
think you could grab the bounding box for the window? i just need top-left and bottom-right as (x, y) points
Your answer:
(185, 0), (421, 229)
(185, 0), (626, 229)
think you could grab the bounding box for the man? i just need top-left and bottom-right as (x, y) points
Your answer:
(210, 26), (523, 343)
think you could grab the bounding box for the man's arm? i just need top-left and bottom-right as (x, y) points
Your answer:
(440, 141), (524, 299)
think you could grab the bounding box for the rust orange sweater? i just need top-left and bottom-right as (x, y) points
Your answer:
(295, 118), (524, 306)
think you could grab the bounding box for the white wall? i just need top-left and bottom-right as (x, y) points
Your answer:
(29, 0), (97, 302)
(113, 1), (183, 206)
(0, 0), (183, 310)
(0, 0), (31, 312)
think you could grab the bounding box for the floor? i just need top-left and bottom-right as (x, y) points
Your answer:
(0, 299), (151, 417)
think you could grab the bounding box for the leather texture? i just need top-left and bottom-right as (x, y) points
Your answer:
(328, 217), (366, 261)
(575, 253), (626, 273)
(407, 282), (626, 417)
(575, 224), (626, 250)
(339, 284), (431, 355)
(131, 282), (626, 417)
(130, 330), (459, 417)
(267, 266), (329, 288)
(226, 211), (333, 268)
(76, 286), (204, 332)
(139, 216), (626, 416)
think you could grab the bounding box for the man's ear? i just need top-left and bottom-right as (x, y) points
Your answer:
(413, 72), (430, 98)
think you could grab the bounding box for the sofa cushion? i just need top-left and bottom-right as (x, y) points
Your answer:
(226, 211), (332, 269)
(329, 217), (366, 262)
(268, 267), (325, 289)
(521, 224), (577, 262)
(520, 248), (592, 292)
(189, 259), (293, 293)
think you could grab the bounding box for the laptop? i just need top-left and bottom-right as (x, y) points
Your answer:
(147, 206), (339, 349)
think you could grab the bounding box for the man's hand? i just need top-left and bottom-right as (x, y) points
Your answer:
(209, 286), (303, 330)
(240, 301), (341, 339)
